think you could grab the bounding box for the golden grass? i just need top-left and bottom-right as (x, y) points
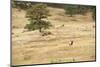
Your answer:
(12, 7), (95, 65)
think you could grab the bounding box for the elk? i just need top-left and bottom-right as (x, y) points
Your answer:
(69, 40), (74, 46)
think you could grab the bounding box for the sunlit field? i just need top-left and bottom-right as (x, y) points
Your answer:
(12, 1), (96, 66)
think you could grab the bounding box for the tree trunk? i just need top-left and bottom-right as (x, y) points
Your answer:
(39, 28), (42, 32)
(70, 14), (73, 17)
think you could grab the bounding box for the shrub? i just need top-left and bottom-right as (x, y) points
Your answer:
(25, 4), (52, 32)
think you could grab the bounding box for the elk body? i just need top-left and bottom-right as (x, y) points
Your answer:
(69, 40), (74, 46)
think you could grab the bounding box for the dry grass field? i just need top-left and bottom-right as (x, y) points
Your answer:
(12, 7), (96, 65)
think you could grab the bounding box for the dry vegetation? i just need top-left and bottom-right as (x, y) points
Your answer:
(12, 6), (95, 65)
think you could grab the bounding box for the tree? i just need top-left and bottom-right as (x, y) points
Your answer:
(77, 6), (88, 15)
(65, 5), (78, 17)
(25, 4), (52, 32)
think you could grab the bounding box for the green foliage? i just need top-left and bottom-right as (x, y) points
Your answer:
(91, 6), (96, 21)
(26, 4), (49, 20)
(12, 0), (32, 10)
(25, 20), (52, 31)
(25, 4), (52, 32)
(12, 0), (16, 8)
(76, 6), (88, 15)
(65, 5), (78, 17)
(64, 5), (91, 17)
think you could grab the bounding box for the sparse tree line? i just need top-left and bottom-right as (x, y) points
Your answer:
(12, 0), (96, 35)
(64, 5), (96, 21)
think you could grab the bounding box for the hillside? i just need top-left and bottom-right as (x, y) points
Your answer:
(12, 7), (95, 65)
